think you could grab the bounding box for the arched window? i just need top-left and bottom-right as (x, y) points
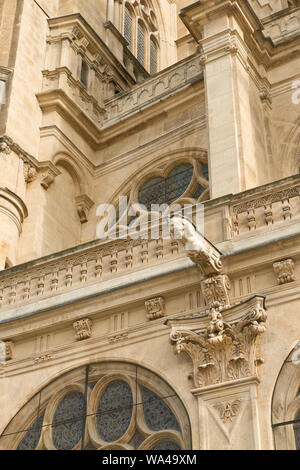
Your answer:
(122, 2), (160, 73)
(150, 37), (157, 75)
(124, 5), (133, 50)
(80, 60), (88, 88)
(137, 161), (209, 211)
(137, 21), (146, 66)
(272, 343), (300, 449)
(0, 362), (191, 450)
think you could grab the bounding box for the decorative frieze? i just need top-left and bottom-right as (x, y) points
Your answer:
(145, 297), (165, 321)
(167, 296), (267, 389)
(73, 318), (92, 341)
(273, 259), (296, 285)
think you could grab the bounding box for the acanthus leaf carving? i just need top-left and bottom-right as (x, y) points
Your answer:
(168, 296), (267, 389)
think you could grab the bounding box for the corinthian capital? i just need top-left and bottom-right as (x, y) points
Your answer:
(166, 296), (267, 389)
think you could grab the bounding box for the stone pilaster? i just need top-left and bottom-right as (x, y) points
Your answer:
(180, 0), (270, 198)
(166, 295), (267, 450)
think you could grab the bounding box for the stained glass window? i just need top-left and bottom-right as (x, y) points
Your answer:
(4, 363), (191, 451)
(150, 440), (182, 450)
(52, 391), (85, 450)
(80, 60), (88, 88)
(96, 381), (133, 442)
(17, 413), (44, 450)
(141, 386), (181, 432)
(138, 164), (194, 210)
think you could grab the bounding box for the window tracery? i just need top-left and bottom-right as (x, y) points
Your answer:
(122, 0), (160, 73)
(114, 152), (210, 229)
(1, 363), (191, 451)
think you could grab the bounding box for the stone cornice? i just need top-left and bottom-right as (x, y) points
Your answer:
(179, 0), (300, 69)
(47, 13), (136, 89)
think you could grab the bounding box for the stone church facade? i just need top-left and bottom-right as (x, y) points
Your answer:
(0, 0), (300, 450)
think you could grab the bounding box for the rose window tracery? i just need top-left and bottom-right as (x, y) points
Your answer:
(1, 363), (191, 451)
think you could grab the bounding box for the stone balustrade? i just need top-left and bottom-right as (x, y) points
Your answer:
(0, 235), (184, 310)
(229, 174), (300, 237)
(103, 53), (203, 124)
(0, 174), (299, 311)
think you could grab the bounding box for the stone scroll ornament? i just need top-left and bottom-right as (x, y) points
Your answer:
(168, 296), (267, 389)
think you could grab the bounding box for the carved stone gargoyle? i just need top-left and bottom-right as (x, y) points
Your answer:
(170, 216), (230, 309)
(170, 216), (223, 276)
(165, 295), (267, 389)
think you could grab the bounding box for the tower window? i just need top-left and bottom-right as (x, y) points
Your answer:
(150, 38), (157, 75)
(124, 6), (133, 50)
(80, 60), (88, 88)
(137, 22), (145, 66)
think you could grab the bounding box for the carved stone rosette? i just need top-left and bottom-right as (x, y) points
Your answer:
(273, 259), (296, 285)
(73, 318), (92, 341)
(167, 296), (267, 389)
(145, 297), (165, 321)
